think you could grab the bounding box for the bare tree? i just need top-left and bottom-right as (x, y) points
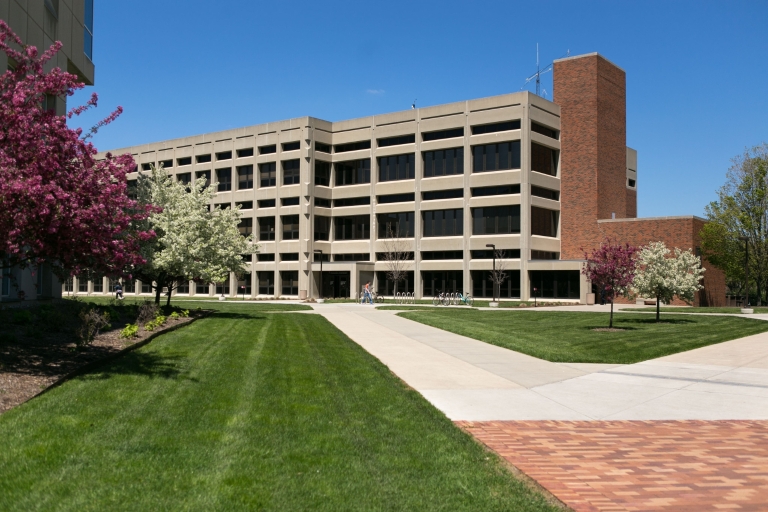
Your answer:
(382, 225), (411, 296)
(488, 249), (510, 302)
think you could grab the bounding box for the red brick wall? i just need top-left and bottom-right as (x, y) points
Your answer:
(596, 217), (725, 306)
(554, 54), (628, 259)
(626, 189), (637, 218)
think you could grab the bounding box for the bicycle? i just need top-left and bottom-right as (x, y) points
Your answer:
(432, 292), (449, 306)
(372, 291), (384, 304)
(454, 291), (474, 307)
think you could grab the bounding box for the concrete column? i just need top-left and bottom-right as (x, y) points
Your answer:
(520, 96), (532, 301)
(462, 101), (472, 296)
(414, 108), (423, 299)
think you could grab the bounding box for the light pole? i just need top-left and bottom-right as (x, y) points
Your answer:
(739, 236), (749, 307)
(314, 249), (323, 300)
(486, 244), (496, 302)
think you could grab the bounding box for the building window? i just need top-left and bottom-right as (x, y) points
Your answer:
(315, 142), (331, 154)
(236, 201), (253, 210)
(472, 205), (520, 235)
(471, 249), (521, 259)
(628, 178), (636, 188)
(127, 179), (138, 199)
(123, 279), (135, 294)
(315, 198), (331, 208)
(216, 280), (230, 295)
(422, 209), (463, 237)
(531, 143), (558, 176)
(530, 270), (580, 299)
(259, 145), (277, 155)
(259, 272), (275, 295)
(258, 199), (276, 208)
(141, 281), (152, 294)
(62, 277), (73, 294)
(314, 253), (330, 262)
(422, 127), (464, 142)
(378, 212), (414, 238)
(315, 160), (331, 186)
(216, 151), (232, 161)
(376, 271), (414, 295)
(160, 159), (173, 169)
(217, 168), (232, 191)
(242, 253), (253, 262)
(335, 159), (371, 186)
(378, 134), (415, 147)
(471, 184), (520, 197)
(141, 163), (152, 171)
(471, 120), (521, 135)
(422, 270), (462, 296)
(532, 251), (559, 260)
(422, 251), (463, 260)
(259, 162), (276, 187)
(196, 282), (209, 295)
(177, 157), (192, 166)
(78, 277), (88, 293)
(378, 193), (415, 204)
(259, 217), (275, 241)
(422, 189), (463, 201)
(334, 215), (370, 240)
(531, 122), (559, 139)
(196, 171), (211, 189)
(237, 148), (254, 158)
(314, 216), (331, 241)
(281, 253), (299, 261)
(281, 271), (299, 295)
(531, 186), (559, 200)
(283, 159), (301, 185)
(531, 207), (558, 237)
(92, 277), (103, 293)
(257, 253), (275, 262)
(472, 270), (521, 298)
(281, 197), (300, 206)
(282, 141), (300, 152)
(237, 273), (251, 295)
(196, 154), (211, 163)
(334, 140), (371, 153)
(378, 153), (415, 182)
(238, 218), (253, 237)
(423, 148), (464, 177)
(177, 281), (189, 294)
(214, 202), (230, 210)
(177, 173), (192, 187)
(282, 215), (300, 240)
(335, 253), (371, 262)
(237, 165), (253, 189)
(84, 0), (93, 60)
(472, 141), (521, 173)
(334, 196), (370, 207)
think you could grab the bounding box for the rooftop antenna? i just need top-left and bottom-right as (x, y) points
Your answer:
(411, 99), (417, 109)
(522, 46), (570, 97)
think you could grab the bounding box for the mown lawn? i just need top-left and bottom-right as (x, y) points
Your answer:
(70, 295), (312, 313)
(398, 310), (768, 364)
(633, 306), (768, 314)
(0, 310), (557, 511)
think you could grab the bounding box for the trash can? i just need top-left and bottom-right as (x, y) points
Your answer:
(586, 293), (595, 305)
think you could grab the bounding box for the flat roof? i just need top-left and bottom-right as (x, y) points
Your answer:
(553, 52), (625, 73)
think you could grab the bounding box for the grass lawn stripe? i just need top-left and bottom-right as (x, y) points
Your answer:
(397, 310), (768, 364)
(1, 310), (557, 511)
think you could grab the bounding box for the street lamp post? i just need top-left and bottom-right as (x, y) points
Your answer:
(739, 236), (749, 308)
(314, 249), (323, 300)
(486, 244), (496, 303)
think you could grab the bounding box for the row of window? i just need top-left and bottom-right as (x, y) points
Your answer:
(250, 206), (557, 242)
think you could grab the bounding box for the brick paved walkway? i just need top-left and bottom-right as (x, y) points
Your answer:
(459, 420), (768, 511)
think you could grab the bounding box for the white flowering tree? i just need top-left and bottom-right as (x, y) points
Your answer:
(633, 241), (705, 321)
(134, 166), (257, 305)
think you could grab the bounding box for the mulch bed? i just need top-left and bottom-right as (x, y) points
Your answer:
(0, 301), (201, 415)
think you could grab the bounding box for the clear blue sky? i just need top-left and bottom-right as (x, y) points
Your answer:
(69, 0), (768, 218)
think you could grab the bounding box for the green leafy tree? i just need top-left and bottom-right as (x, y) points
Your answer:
(701, 144), (768, 304)
(133, 166), (257, 305)
(633, 242), (705, 321)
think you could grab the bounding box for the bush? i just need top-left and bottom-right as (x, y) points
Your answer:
(76, 308), (110, 346)
(144, 314), (167, 332)
(137, 302), (158, 326)
(12, 310), (33, 325)
(119, 324), (139, 339)
(169, 311), (179, 319)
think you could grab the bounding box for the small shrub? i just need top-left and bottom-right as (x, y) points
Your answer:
(119, 324), (139, 339)
(180, 309), (189, 317)
(76, 308), (110, 346)
(169, 311), (180, 319)
(144, 314), (167, 332)
(137, 302), (159, 326)
(12, 310), (33, 325)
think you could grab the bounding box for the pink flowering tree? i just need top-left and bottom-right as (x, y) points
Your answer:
(582, 239), (638, 328)
(0, 21), (153, 280)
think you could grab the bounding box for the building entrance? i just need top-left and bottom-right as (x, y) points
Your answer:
(323, 271), (350, 298)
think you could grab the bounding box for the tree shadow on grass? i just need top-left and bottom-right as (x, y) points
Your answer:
(209, 312), (265, 320)
(81, 351), (197, 382)
(618, 317), (697, 326)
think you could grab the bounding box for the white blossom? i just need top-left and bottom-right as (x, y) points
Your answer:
(633, 242), (705, 309)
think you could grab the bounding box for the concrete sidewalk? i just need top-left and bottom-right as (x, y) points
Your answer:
(313, 303), (768, 421)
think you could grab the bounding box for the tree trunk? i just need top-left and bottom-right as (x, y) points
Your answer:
(656, 294), (661, 322)
(609, 298), (614, 328)
(154, 282), (162, 305)
(165, 281), (173, 307)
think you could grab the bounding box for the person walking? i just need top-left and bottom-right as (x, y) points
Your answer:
(361, 281), (372, 305)
(115, 281), (124, 300)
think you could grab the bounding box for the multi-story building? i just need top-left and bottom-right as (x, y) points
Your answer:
(74, 52), (723, 305)
(1, 0), (95, 301)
